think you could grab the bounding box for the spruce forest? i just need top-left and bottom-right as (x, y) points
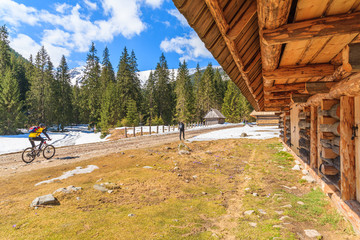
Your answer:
(0, 25), (252, 135)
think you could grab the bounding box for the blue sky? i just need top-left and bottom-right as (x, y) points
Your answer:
(0, 0), (219, 71)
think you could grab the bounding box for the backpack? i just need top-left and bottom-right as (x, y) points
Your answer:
(29, 126), (40, 133)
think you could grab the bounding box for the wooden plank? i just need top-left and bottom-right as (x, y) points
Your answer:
(294, 0), (330, 21)
(322, 147), (339, 159)
(262, 12), (360, 45)
(291, 93), (311, 103)
(355, 96), (360, 202)
(340, 96), (356, 201)
(305, 82), (337, 94)
(320, 116), (338, 125)
(227, 1), (257, 40)
(310, 106), (318, 169)
(265, 83), (305, 93)
(321, 99), (340, 110)
(291, 104), (301, 155)
(263, 64), (336, 79)
(349, 43), (360, 71)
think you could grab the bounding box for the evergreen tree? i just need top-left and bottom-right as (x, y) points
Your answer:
(213, 69), (226, 109)
(0, 68), (24, 134)
(116, 47), (141, 120)
(144, 71), (156, 125)
(54, 55), (73, 130)
(125, 99), (139, 126)
(81, 42), (101, 124)
(197, 63), (214, 119)
(72, 82), (81, 124)
(0, 25), (10, 74)
(175, 60), (195, 122)
(153, 53), (173, 124)
(193, 63), (202, 121)
(27, 46), (54, 124)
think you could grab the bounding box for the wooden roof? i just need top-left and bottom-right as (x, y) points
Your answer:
(173, 0), (360, 111)
(204, 109), (226, 119)
(250, 110), (279, 116)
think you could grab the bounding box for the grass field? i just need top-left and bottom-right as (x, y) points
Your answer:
(0, 138), (356, 239)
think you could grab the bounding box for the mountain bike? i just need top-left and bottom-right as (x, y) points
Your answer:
(22, 139), (56, 163)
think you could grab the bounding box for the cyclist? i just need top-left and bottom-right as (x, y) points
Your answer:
(28, 123), (51, 150)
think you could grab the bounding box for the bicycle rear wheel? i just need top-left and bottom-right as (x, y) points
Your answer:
(43, 145), (55, 159)
(22, 148), (36, 163)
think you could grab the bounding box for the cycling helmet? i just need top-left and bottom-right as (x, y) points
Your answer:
(39, 123), (45, 128)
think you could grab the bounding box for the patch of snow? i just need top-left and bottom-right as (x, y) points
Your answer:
(35, 165), (99, 186)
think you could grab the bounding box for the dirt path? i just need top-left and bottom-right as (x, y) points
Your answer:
(0, 125), (241, 177)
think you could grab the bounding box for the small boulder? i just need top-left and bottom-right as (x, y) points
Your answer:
(178, 150), (190, 155)
(93, 184), (108, 192)
(30, 194), (60, 207)
(244, 210), (255, 215)
(240, 132), (248, 137)
(205, 151), (212, 154)
(249, 222), (257, 227)
(258, 209), (267, 215)
(302, 175), (315, 183)
(143, 166), (153, 169)
(292, 165), (301, 171)
(304, 229), (322, 239)
(178, 143), (191, 151)
(297, 201), (305, 205)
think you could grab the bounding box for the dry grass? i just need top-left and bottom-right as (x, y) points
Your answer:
(0, 139), (356, 239)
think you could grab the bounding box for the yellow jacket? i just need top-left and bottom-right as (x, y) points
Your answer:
(28, 127), (45, 138)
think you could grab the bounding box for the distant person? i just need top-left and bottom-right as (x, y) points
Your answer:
(28, 123), (51, 150)
(179, 122), (185, 140)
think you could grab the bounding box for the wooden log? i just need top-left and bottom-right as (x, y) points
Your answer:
(299, 120), (310, 129)
(340, 96), (356, 201)
(299, 129), (310, 140)
(355, 96), (360, 202)
(321, 132), (336, 140)
(320, 137), (340, 148)
(299, 138), (310, 152)
(262, 11), (360, 45)
(321, 99), (339, 111)
(264, 83), (305, 93)
(318, 104), (340, 120)
(310, 106), (317, 169)
(291, 94), (311, 104)
(305, 82), (337, 94)
(320, 156), (341, 171)
(349, 43), (360, 71)
(322, 147), (339, 159)
(320, 164), (340, 176)
(299, 111), (310, 120)
(320, 116), (338, 125)
(299, 147), (310, 162)
(263, 64), (336, 80)
(320, 122), (340, 136)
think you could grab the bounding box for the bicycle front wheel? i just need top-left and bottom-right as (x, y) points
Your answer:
(43, 145), (56, 159)
(22, 148), (35, 163)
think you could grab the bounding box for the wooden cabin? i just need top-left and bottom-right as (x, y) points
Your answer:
(204, 108), (226, 124)
(250, 110), (280, 126)
(173, 0), (360, 233)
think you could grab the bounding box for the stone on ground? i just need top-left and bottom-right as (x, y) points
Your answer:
(93, 184), (108, 192)
(249, 222), (257, 227)
(244, 210), (255, 215)
(304, 229), (322, 239)
(302, 175), (315, 183)
(30, 194), (60, 207)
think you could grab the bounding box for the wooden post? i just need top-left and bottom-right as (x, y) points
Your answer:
(149, 125), (151, 135)
(157, 125), (159, 134)
(141, 126), (143, 136)
(290, 104), (301, 155)
(310, 106), (318, 169)
(355, 96), (360, 202)
(283, 113), (287, 143)
(340, 96), (356, 201)
(317, 106), (322, 171)
(162, 125), (164, 133)
(125, 127), (127, 138)
(133, 126), (136, 137)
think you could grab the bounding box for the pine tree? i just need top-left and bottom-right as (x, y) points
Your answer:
(175, 60), (195, 122)
(197, 63), (215, 119)
(81, 42), (101, 124)
(153, 53), (173, 124)
(144, 71), (156, 125)
(27, 46), (54, 124)
(54, 55), (73, 130)
(125, 99), (139, 127)
(193, 63), (203, 121)
(0, 25), (10, 75)
(213, 69), (226, 109)
(0, 68), (24, 134)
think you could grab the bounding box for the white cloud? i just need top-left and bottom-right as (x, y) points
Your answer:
(144, 0), (164, 9)
(9, 34), (41, 60)
(84, 0), (97, 10)
(167, 9), (188, 27)
(0, 0), (38, 26)
(55, 3), (72, 14)
(160, 31), (212, 62)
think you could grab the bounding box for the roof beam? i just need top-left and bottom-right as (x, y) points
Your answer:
(263, 12), (360, 46)
(204, 0), (257, 102)
(264, 83), (305, 93)
(227, 1), (257, 40)
(263, 64), (337, 80)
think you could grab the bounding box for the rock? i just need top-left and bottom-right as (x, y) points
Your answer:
(304, 229), (322, 239)
(302, 175), (315, 183)
(275, 211), (284, 215)
(177, 173), (182, 177)
(244, 210), (255, 215)
(174, 167), (180, 170)
(93, 184), (108, 192)
(164, 147), (172, 150)
(297, 201), (305, 205)
(129, 155), (135, 158)
(302, 169), (309, 175)
(192, 175), (197, 179)
(244, 177), (252, 180)
(178, 150), (190, 155)
(76, 197), (81, 201)
(294, 160), (301, 165)
(143, 166), (153, 169)
(292, 165), (301, 170)
(281, 147), (288, 152)
(96, 178), (103, 182)
(281, 204), (292, 208)
(240, 132), (248, 137)
(128, 213), (135, 217)
(178, 143), (191, 151)
(252, 193), (258, 197)
(30, 194), (60, 207)
(53, 185), (82, 195)
(258, 209), (267, 215)
(279, 216), (290, 221)
(108, 190), (113, 194)
(244, 188), (251, 191)
(202, 192), (207, 195)
(205, 151), (212, 154)
(249, 222), (257, 227)
(278, 166), (285, 169)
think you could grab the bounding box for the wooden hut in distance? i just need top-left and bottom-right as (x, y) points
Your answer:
(250, 110), (280, 126)
(204, 109), (226, 125)
(173, 0), (360, 233)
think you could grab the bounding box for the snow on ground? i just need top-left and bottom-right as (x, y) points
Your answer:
(0, 125), (105, 155)
(188, 125), (280, 142)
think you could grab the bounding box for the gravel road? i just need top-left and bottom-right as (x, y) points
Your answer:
(0, 125), (241, 177)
